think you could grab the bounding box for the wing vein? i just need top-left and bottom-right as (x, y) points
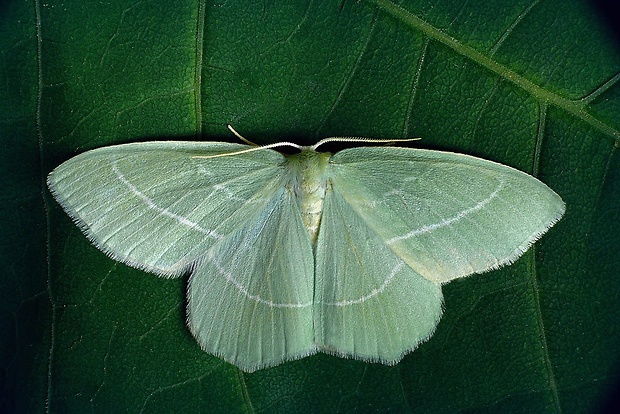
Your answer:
(112, 162), (222, 239)
(387, 177), (504, 244)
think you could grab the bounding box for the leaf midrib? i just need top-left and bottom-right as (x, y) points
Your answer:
(194, 0), (206, 139)
(367, 0), (620, 142)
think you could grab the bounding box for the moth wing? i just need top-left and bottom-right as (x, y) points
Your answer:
(47, 142), (286, 277)
(328, 147), (565, 284)
(188, 188), (315, 372)
(314, 186), (443, 364)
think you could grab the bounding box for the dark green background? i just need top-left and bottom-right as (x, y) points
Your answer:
(1, 0), (619, 412)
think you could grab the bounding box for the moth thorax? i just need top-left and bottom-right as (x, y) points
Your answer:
(294, 150), (331, 245)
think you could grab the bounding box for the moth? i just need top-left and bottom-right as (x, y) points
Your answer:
(48, 126), (565, 372)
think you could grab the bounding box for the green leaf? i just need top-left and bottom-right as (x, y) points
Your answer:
(1, 0), (618, 412)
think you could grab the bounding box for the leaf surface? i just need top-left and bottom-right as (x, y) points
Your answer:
(1, 0), (619, 412)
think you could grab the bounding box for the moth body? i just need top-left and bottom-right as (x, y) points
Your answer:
(287, 150), (331, 244)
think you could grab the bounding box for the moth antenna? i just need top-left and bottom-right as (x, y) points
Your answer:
(312, 136), (421, 151)
(227, 125), (259, 146)
(192, 126), (304, 159)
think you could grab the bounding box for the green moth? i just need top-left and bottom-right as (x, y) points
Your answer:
(47, 127), (565, 372)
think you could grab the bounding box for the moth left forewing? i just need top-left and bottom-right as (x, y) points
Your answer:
(48, 141), (288, 276)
